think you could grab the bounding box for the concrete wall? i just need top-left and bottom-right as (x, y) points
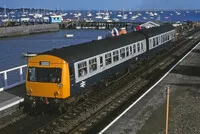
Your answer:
(0, 24), (59, 38)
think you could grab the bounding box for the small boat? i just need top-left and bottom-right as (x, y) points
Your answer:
(22, 52), (38, 57)
(65, 34), (74, 38)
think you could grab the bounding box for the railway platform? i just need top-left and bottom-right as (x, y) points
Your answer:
(100, 41), (200, 133)
(0, 85), (24, 117)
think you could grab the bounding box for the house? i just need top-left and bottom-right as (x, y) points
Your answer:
(49, 15), (63, 23)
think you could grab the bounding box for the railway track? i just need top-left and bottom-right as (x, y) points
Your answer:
(34, 31), (200, 133)
(0, 28), (200, 134)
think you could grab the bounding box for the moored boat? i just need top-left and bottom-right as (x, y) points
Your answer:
(22, 52), (38, 57)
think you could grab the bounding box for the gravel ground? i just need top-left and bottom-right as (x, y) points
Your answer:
(104, 43), (200, 134)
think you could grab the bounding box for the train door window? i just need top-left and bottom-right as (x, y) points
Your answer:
(100, 56), (103, 67)
(105, 53), (112, 65)
(130, 46), (133, 55)
(78, 61), (87, 77)
(120, 48), (125, 59)
(113, 50), (119, 62)
(126, 47), (129, 57)
(137, 43), (140, 52)
(133, 44), (136, 53)
(69, 67), (74, 77)
(141, 42), (144, 51)
(89, 58), (97, 73)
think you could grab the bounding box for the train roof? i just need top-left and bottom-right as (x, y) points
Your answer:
(40, 24), (175, 63)
(40, 31), (146, 62)
(140, 24), (175, 37)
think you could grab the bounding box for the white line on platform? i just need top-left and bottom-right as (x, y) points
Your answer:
(0, 98), (24, 112)
(99, 42), (200, 134)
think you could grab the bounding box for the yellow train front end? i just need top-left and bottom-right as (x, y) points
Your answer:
(25, 55), (70, 107)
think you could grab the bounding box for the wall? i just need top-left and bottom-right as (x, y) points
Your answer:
(0, 24), (59, 38)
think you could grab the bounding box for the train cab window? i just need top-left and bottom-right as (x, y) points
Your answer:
(89, 58), (97, 73)
(130, 46), (133, 55)
(137, 43), (140, 52)
(28, 67), (62, 83)
(28, 67), (36, 82)
(126, 47), (129, 57)
(78, 61), (87, 77)
(120, 48), (125, 59)
(105, 53), (112, 65)
(113, 50), (119, 62)
(133, 44), (136, 53)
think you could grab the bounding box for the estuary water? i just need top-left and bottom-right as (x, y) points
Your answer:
(0, 29), (109, 71)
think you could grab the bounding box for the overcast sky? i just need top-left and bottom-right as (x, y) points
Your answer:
(0, 0), (199, 10)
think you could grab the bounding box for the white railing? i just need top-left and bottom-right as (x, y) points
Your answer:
(0, 64), (27, 92)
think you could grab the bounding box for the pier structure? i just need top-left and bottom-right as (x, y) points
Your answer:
(59, 20), (140, 29)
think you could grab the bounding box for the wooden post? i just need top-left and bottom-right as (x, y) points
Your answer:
(165, 87), (170, 134)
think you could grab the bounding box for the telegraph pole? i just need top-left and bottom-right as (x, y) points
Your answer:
(165, 87), (170, 134)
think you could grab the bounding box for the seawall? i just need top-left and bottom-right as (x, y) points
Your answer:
(0, 24), (59, 38)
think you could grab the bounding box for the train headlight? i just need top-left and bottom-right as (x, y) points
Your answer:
(27, 89), (32, 95)
(54, 91), (60, 97)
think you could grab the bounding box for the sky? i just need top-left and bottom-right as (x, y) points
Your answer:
(0, 0), (199, 10)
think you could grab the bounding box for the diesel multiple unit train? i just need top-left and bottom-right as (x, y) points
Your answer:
(25, 24), (176, 107)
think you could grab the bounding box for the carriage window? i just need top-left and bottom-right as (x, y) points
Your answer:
(137, 43), (140, 52)
(130, 46), (132, 55)
(78, 61), (87, 77)
(159, 36), (161, 44)
(113, 50), (119, 62)
(153, 38), (156, 47)
(126, 47), (129, 57)
(163, 35), (165, 42)
(133, 44), (136, 53)
(28, 67), (62, 83)
(141, 42), (144, 51)
(105, 53), (112, 65)
(100, 56), (103, 67)
(156, 37), (159, 45)
(120, 48), (125, 59)
(161, 35), (163, 43)
(89, 58), (97, 73)
(149, 39), (152, 45)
